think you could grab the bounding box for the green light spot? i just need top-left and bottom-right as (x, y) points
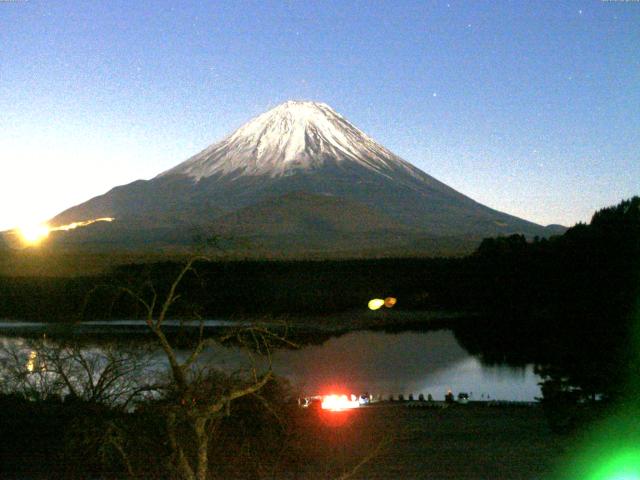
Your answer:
(588, 450), (640, 480)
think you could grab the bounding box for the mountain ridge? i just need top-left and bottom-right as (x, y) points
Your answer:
(47, 100), (562, 255)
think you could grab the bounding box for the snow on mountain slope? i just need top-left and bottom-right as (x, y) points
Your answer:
(46, 100), (559, 254)
(159, 101), (421, 181)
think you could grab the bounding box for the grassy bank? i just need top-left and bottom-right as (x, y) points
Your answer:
(292, 403), (566, 479)
(0, 393), (566, 479)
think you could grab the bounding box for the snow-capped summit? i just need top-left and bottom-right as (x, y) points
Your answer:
(159, 100), (413, 180)
(49, 101), (559, 255)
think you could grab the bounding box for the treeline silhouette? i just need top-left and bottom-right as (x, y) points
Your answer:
(3, 199), (637, 324)
(0, 256), (470, 321)
(454, 196), (640, 422)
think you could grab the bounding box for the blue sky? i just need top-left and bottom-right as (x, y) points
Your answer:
(1, 0), (638, 230)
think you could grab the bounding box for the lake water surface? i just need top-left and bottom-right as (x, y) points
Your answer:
(0, 321), (541, 401)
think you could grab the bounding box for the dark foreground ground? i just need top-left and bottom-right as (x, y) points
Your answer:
(292, 404), (566, 480)
(0, 398), (592, 479)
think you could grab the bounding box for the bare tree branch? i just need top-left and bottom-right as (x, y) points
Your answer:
(336, 435), (393, 480)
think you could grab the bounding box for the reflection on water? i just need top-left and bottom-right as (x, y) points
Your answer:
(420, 358), (539, 402)
(25, 350), (37, 372)
(0, 326), (541, 402)
(271, 330), (540, 401)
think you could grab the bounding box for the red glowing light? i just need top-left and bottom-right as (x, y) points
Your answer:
(321, 394), (360, 411)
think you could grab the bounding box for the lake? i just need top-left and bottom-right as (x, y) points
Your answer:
(0, 321), (541, 402)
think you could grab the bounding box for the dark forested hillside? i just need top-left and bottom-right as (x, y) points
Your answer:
(1, 197), (638, 327)
(455, 196), (640, 410)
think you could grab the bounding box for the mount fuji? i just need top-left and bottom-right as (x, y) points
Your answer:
(48, 101), (561, 255)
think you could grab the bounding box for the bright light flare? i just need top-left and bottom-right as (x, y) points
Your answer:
(10, 217), (115, 248)
(368, 297), (398, 310)
(321, 394), (360, 411)
(368, 299), (385, 310)
(18, 224), (50, 245)
(53, 217), (114, 231)
(585, 449), (640, 480)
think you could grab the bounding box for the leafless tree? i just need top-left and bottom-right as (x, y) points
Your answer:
(0, 338), (159, 408)
(117, 257), (294, 480)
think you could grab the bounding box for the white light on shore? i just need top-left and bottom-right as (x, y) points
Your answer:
(321, 394), (359, 411)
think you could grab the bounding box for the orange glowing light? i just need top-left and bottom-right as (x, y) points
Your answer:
(384, 297), (397, 308)
(321, 394), (360, 411)
(11, 217), (115, 248)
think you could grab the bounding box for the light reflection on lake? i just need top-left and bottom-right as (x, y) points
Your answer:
(270, 330), (541, 401)
(0, 324), (541, 402)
